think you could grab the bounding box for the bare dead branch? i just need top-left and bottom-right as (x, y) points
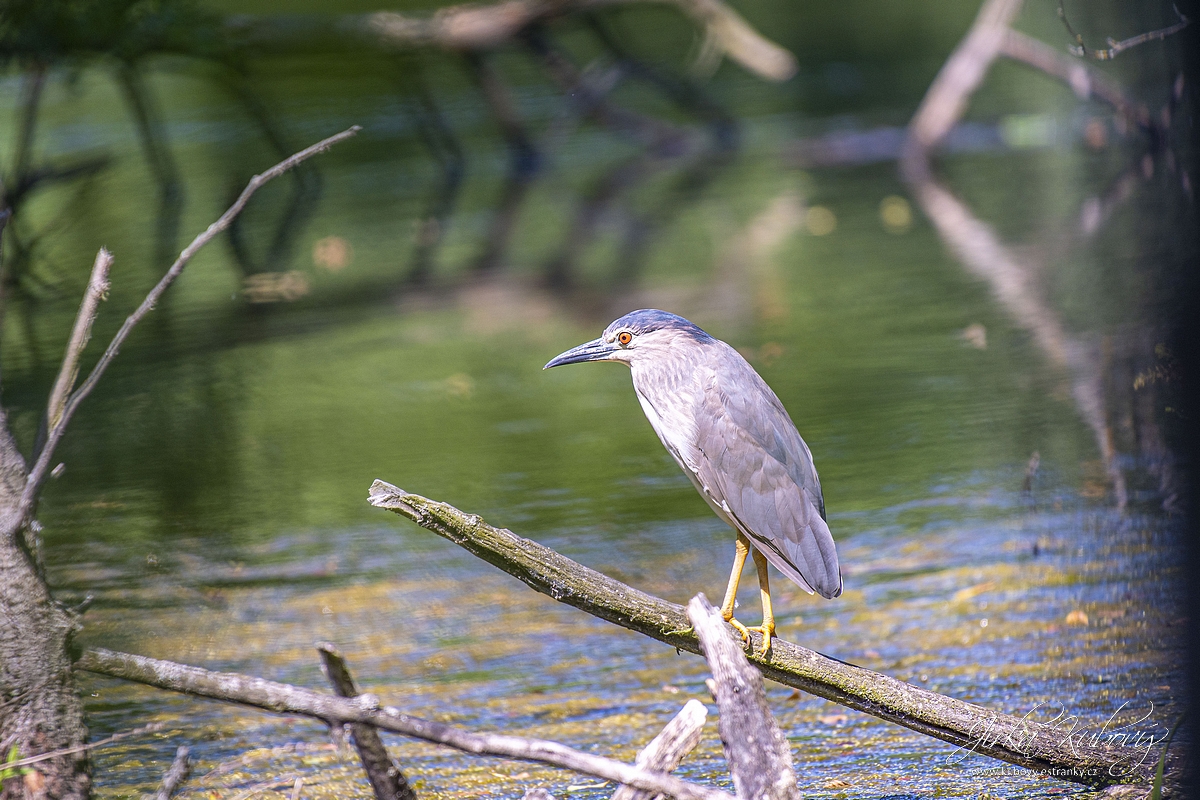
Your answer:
(1058, 0), (1190, 60)
(155, 746), (191, 800)
(650, 0), (796, 81)
(688, 595), (796, 800)
(43, 248), (111, 438)
(12, 125), (361, 532)
(226, 0), (793, 80)
(611, 699), (707, 800)
(361, 0), (796, 81)
(74, 648), (736, 800)
(316, 643), (418, 800)
(905, 0), (1024, 152)
(367, 480), (1154, 787)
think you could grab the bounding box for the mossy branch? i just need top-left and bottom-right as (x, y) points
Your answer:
(369, 480), (1155, 789)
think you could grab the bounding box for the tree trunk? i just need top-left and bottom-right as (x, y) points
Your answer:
(0, 411), (90, 800)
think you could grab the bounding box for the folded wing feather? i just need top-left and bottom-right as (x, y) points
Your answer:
(695, 354), (842, 599)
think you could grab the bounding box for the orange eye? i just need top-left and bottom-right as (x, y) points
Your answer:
(617, 331), (632, 346)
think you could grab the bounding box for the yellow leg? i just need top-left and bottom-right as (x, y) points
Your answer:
(720, 533), (752, 646)
(745, 549), (775, 656)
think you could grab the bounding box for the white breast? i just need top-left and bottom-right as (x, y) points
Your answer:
(630, 363), (736, 528)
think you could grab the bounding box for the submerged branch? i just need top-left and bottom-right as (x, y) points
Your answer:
(368, 480), (1153, 788)
(317, 643), (417, 800)
(155, 746), (191, 800)
(74, 648), (734, 800)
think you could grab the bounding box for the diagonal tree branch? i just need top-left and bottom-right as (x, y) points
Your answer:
(11, 126), (361, 534)
(367, 480), (1157, 788)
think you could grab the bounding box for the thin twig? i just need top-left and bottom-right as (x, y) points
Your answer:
(228, 774), (300, 800)
(12, 126), (360, 531)
(0, 722), (165, 771)
(75, 648), (735, 800)
(1058, 0), (1190, 60)
(998, 29), (1150, 131)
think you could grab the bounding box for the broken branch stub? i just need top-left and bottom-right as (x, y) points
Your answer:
(688, 595), (797, 800)
(612, 698), (707, 800)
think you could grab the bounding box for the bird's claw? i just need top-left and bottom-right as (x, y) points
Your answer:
(727, 617), (752, 646)
(744, 625), (774, 658)
(727, 617), (773, 657)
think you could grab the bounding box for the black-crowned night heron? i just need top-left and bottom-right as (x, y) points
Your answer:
(545, 309), (841, 655)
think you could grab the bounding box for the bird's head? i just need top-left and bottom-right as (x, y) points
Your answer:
(543, 309), (714, 369)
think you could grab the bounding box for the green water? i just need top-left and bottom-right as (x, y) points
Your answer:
(0, 0), (1189, 796)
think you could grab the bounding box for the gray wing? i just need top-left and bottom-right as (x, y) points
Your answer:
(692, 349), (841, 599)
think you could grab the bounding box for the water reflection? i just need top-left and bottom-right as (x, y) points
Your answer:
(898, 0), (1187, 510)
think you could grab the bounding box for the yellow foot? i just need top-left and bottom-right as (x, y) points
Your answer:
(727, 616), (752, 647)
(744, 625), (774, 657)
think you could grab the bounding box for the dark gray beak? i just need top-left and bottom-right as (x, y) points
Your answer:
(543, 337), (620, 369)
